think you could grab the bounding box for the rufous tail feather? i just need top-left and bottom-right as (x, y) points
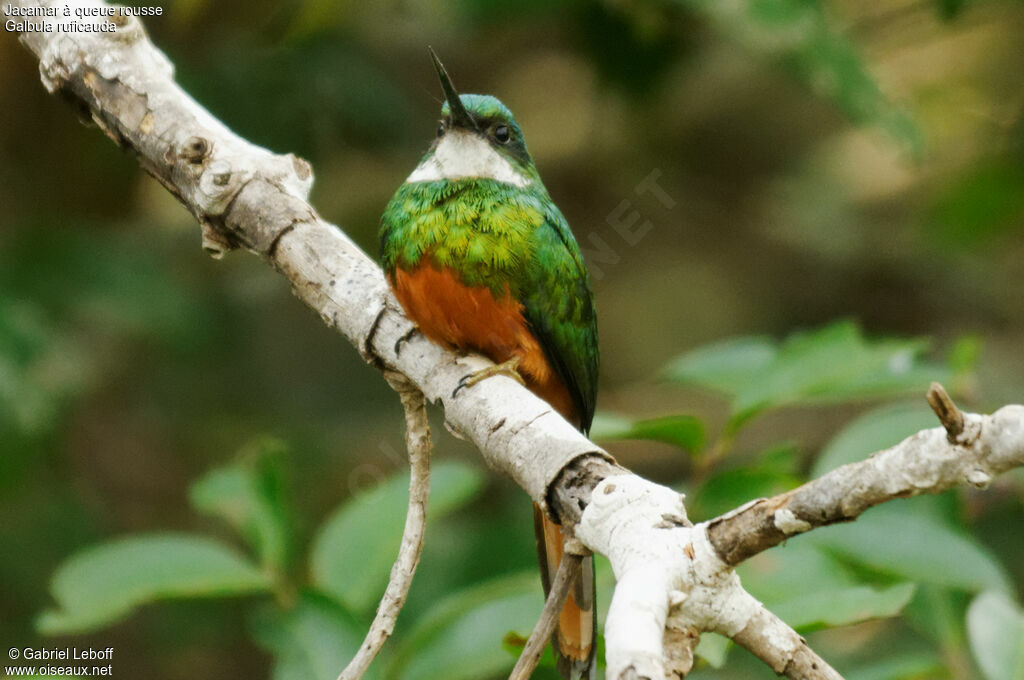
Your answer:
(534, 503), (596, 680)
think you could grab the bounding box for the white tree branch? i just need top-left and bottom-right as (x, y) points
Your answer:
(338, 375), (432, 680)
(571, 386), (1024, 678)
(705, 384), (1024, 566)
(729, 597), (843, 680)
(15, 6), (1024, 679)
(15, 0), (608, 515)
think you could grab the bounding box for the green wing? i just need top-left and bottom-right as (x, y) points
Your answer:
(520, 203), (599, 433)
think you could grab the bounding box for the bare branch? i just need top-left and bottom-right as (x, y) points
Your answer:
(508, 553), (583, 680)
(338, 375), (432, 680)
(730, 591), (843, 680)
(706, 390), (1024, 567)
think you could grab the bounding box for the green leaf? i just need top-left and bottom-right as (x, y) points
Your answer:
(590, 412), (705, 453)
(588, 412), (635, 441)
(251, 590), (376, 680)
(390, 572), (541, 680)
(665, 321), (947, 430)
(843, 652), (946, 680)
(311, 460), (485, 614)
(739, 541), (915, 631)
(904, 584), (969, 650)
(594, 554), (615, 622)
(806, 501), (1013, 594)
(947, 335), (982, 378)
(500, 632), (558, 672)
(967, 590), (1024, 680)
(694, 445), (800, 519)
(740, 541), (845, 598)
(190, 438), (291, 571)
(695, 632), (730, 668)
(772, 583), (916, 630)
(812, 403), (940, 477)
(37, 534), (271, 635)
(662, 335), (776, 396)
(677, 0), (922, 154)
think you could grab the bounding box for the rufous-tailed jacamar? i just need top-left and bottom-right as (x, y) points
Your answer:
(379, 51), (599, 680)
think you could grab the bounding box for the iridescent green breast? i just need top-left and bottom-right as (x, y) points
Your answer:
(380, 178), (546, 299)
(379, 175), (599, 432)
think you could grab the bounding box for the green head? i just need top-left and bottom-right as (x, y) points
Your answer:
(406, 50), (538, 187)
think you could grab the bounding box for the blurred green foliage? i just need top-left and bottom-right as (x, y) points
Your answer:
(663, 321), (949, 431)
(38, 533), (272, 636)
(19, 322), (1020, 679)
(966, 591), (1024, 680)
(680, 0), (923, 156)
(310, 461), (485, 614)
(2, 0), (1023, 678)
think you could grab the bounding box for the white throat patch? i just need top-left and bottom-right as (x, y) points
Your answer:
(406, 131), (531, 187)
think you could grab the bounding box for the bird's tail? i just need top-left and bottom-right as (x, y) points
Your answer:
(534, 503), (596, 680)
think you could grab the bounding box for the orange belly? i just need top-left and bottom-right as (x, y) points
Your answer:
(391, 261), (577, 425)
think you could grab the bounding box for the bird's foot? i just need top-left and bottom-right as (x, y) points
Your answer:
(452, 356), (525, 398)
(394, 326), (418, 356)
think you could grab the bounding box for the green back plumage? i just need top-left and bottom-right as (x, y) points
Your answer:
(379, 95), (599, 431)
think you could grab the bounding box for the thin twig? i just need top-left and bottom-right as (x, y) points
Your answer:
(338, 376), (432, 680)
(508, 552), (583, 680)
(706, 383), (1024, 566)
(927, 382), (965, 443)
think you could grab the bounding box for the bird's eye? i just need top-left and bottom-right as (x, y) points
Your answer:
(493, 125), (510, 144)
(436, 121), (445, 138)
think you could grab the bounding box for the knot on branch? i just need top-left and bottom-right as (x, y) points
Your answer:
(107, 9), (145, 43)
(191, 153), (315, 259)
(180, 135), (211, 163)
(199, 218), (238, 260)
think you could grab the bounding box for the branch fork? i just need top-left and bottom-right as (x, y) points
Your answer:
(574, 474), (836, 679)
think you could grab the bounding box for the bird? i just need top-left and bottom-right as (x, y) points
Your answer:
(379, 50), (600, 679)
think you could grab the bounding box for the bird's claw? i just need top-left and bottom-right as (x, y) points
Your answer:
(394, 326), (418, 356)
(451, 356), (525, 398)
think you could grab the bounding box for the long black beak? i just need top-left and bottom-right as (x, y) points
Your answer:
(429, 47), (477, 131)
